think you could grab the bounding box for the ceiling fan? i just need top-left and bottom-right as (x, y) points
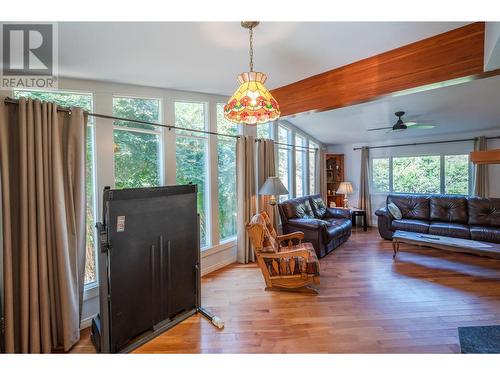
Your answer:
(367, 111), (436, 133)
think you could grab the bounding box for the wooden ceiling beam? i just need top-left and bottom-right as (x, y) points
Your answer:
(271, 22), (491, 117)
(470, 149), (500, 164)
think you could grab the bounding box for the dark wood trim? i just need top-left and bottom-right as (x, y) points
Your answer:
(272, 23), (493, 117)
(470, 149), (500, 164)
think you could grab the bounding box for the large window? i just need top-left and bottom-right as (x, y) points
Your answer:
(113, 96), (161, 189)
(278, 125), (292, 200)
(295, 134), (307, 197)
(257, 122), (272, 139)
(309, 142), (318, 195)
(371, 154), (470, 195)
(444, 154), (470, 195)
(372, 158), (390, 193)
(175, 101), (210, 248)
(216, 104), (237, 241)
(13, 90), (98, 286)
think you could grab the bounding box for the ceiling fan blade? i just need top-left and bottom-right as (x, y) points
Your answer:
(367, 126), (393, 132)
(406, 123), (436, 129)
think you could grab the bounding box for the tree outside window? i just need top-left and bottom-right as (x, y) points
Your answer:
(175, 101), (210, 248)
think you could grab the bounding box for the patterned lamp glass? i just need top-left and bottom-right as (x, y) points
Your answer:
(224, 71), (280, 125)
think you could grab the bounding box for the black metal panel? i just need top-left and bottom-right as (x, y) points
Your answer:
(97, 185), (198, 353)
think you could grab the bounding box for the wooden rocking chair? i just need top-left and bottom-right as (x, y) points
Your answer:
(246, 211), (320, 294)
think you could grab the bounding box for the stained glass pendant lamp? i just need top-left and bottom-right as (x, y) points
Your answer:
(224, 21), (280, 125)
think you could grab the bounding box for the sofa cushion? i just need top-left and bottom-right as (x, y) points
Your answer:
(469, 226), (500, 244)
(387, 203), (402, 219)
(325, 218), (352, 239)
(280, 197), (315, 220)
(391, 219), (430, 234)
(387, 195), (429, 221)
(429, 221), (470, 239)
(468, 197), (500, 227)
(430, 196), (468, 224)
(309, 194), (327, 219)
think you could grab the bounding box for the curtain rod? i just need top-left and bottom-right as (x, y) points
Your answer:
(352, 136), (500, 151)
(4, 97), (319, 150)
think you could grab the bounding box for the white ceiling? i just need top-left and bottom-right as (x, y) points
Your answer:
(58, 22), (468, 95)
(288, 74), (500, 145)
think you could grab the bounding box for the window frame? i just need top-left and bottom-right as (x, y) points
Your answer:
(174, 100), (211, 250)
(216, 103), (238, 243)
(295, 133), (307, 197)
(370, 153), (471, 195)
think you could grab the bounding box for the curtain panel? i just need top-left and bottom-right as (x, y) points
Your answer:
(256, 139), (278, 230)
(358, 146), (372, 226)
(473, 136), (489, 198)
(316, 148), (327, 200)
(236, 135), (257, 264)
(0, 97), (87, 353)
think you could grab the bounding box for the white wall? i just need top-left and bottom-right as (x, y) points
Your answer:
(328, 129), (500, 225)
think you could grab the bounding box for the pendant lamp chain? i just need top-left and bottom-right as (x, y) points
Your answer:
(249, 25), (254, 72)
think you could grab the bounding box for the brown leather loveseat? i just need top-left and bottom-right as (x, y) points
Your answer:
(375, 194), (500, 243)
(278, 194), (352, 258)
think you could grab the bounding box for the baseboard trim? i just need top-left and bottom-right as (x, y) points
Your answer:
(80, 315), (95, 330)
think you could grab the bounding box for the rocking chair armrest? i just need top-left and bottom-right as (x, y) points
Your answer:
(277, 231), (304, 248)
(260, 249), (311, 260)
(277, 231), (304, 241)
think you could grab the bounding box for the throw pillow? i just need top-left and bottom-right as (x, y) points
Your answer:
(387, 202), (402, 219)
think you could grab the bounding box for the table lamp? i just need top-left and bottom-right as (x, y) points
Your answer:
(336, 181), (353, 208)
(259, 176), (289, 205)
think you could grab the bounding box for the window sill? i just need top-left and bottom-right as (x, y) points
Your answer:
(83, 283), (99, 301)
(201, 239), (236, 258)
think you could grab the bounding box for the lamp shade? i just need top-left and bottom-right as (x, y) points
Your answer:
(336, 181), (353, 195)
(224, 72), (280, 125)
(259, 176), (289, 196)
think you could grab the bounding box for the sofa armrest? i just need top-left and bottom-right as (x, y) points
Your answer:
(325, 207), (351, 219)
(375, 207), (395, 240)
(375, 206), (392, 219)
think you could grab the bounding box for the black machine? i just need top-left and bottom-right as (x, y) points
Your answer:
(91, 185), (222, 353)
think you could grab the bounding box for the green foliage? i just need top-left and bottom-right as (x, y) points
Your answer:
(216, 104), (238, 136)
(218, 140), (237, 240)
(257, 122), (271, 139)
(113, 97), (161, 189)
(373, 158), (390, 192)
(216, 104), (238, 240)
(445, 155), (469, 195)
(393, 156), (441, 194)
(372, 154), (469, 195)
(175, 102), (209, 247)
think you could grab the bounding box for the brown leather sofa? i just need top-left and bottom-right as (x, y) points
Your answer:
(375, 194), (500, 243)
(278, 194), (352, 258)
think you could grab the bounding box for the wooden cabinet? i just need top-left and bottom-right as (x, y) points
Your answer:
(325, 154), (344, 208)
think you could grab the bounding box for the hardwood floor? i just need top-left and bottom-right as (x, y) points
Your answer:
(72, 228), (500, 353)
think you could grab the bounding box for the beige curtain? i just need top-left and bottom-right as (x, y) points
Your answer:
(358, 147), (372, 226)
(257, 139), (278, 230)
(316, 148), (327, 200)
(0, 97), (87, 353)
(473, 136), (489, 197)
(236, 135), (257, 264)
